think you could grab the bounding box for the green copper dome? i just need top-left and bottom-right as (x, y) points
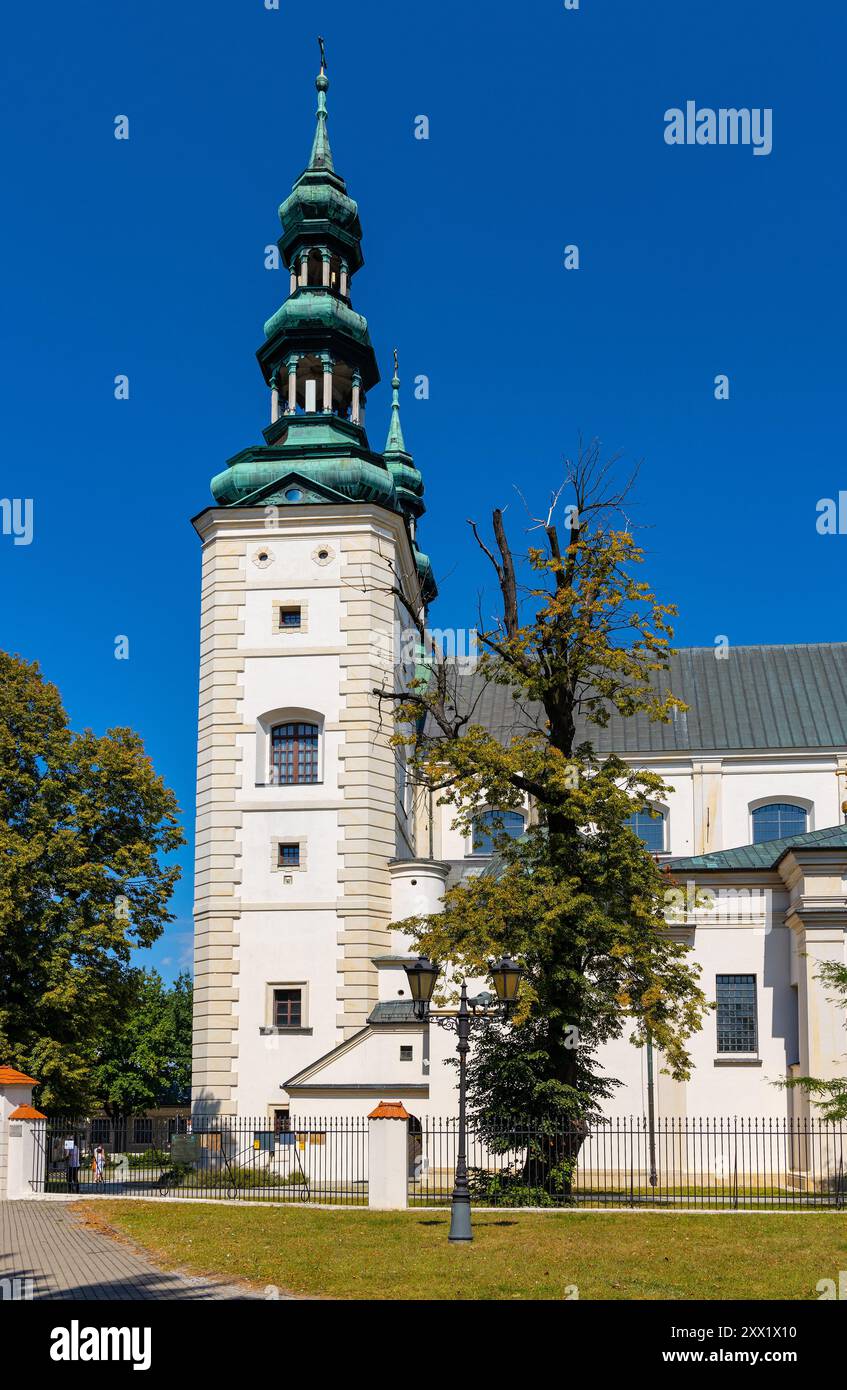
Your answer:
(264, 288), (371, 346)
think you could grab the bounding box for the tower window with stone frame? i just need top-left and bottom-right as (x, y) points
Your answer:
(270, 722), (319, 785)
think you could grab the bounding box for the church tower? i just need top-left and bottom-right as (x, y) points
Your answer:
(191, 50), (435, 1116)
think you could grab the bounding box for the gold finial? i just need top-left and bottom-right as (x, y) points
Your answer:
(318, 36), (327, 74)
(393, 347), (399, 376)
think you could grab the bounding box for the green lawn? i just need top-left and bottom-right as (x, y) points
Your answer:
(81, 1201), (847, 1300)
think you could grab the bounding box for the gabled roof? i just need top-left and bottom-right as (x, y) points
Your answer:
(284, 1025), (371, 1089)
(442, 644), (847, 754)
(668, 822), (847, 871)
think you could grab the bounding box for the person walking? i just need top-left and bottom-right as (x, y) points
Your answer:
(65, 1137), (80, 1193)
(93, 1144), (106, 1184)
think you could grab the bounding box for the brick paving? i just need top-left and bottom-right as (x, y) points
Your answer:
(0, 1200), (271, 1300)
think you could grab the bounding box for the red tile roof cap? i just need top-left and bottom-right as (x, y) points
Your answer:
(367, 1100), (411, 1120)
(0, 1067), (39, 1087)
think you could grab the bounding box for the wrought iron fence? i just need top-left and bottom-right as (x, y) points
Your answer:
(35, 1115), (368, 1206)
(408, 1115), (847, 1210)
(33, 1113), (847, 1210)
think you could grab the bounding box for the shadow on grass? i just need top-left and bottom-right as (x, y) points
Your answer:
(416, 1218), (519, 1229)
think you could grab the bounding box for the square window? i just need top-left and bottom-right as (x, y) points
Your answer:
(277, 843), (300, 868)
(399, 1045), (413, 1062)
(273, 988), (302, 1029)
(279, 606), (301, 628)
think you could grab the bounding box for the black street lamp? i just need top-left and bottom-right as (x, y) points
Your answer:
(404, 954), (523, 1242)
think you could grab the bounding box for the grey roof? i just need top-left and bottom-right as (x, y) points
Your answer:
(439, 644), (847, 754)
(368, 1001), (420, 1024)
(669, 823), (847, 872)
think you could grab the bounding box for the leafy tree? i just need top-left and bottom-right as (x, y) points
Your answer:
(0, 652), (185, 1109)
(783, 961), (847, 1120)
(90, 970), (193, 1117)
(381, 443), (710, 1129)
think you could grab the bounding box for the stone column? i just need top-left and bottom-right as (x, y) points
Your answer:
(299, 254), (308, 287)
(322, 354), (333, 412)
(351, 370), (361, 424)
(791, 919), (846, 1118)
(270, 374), (280, 423)
(781, 847), (847, 1178)
(368, 1101), (410, 1209)
(286, 355), (298, 413)
(321, 252), (331, 287)
(340, 261), (349, 298)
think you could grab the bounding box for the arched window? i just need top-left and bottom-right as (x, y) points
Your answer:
(270, 722), (319, 785)
(470, 810), (525, 856)
(751, 803), (807, 844)
(625, 809), (665, 853)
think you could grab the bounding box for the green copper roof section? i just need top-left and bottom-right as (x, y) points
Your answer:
(263, 288), (371, 344)
(204, 47), (437, 606)
(385, 357), (407, 454)
(669, 823), (847, 872)
(382, 351), (425, 520)
(308, 70), (334, 172)
(276, 58), (363, 274)
(210, 436), (398, 512)
(368, 1001), (420, 1024)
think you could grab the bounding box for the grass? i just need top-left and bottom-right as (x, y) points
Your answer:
(80, 1201), (847, 1300)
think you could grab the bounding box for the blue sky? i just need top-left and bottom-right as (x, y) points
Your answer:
(2, 1), (844, 979)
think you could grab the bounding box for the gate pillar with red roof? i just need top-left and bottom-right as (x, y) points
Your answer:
(0, 1068), (46, 1199)
(368, 1100), (410, 1210)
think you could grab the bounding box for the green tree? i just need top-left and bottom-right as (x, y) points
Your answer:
(382, 444), (710, 1126)
(0, 652), (185, 1109)
(90, 970), (193, 1118)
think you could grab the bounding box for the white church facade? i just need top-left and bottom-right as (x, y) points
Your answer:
(190, 59), (847, 1129)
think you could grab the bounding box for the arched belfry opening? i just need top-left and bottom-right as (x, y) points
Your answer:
(306, 248), (323, 286)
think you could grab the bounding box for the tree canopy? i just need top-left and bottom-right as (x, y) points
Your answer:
(90, 969), (193, 1116)
(0, 652), (185, 1109)
(381, 443), (710, 1120)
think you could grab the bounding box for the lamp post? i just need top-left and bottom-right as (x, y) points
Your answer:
(404, 954), (523, 1243)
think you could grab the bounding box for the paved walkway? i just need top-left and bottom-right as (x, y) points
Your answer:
(0, 1201), (267, 1300)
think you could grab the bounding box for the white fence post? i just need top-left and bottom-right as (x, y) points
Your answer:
(368, 1101), (409, 1210)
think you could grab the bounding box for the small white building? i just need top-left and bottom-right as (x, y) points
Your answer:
(190, 61), (847, 1129)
